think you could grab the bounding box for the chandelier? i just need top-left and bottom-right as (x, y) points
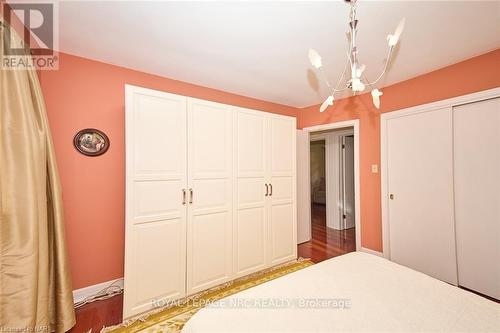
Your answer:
(308, 0), (405, 112)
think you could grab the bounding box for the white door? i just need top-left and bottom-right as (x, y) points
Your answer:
(268, 115), (297, 265)
(387, 107), (457, 284)
(342, 135), (355, 229)
(233, 108), (268, 277)
(454, 98), (500, 299)
(296, 130), (311, 244)
(186, 98), (233, 294)
(124, 85), (187, 318)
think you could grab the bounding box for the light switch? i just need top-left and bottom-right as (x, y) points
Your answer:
(371, 164), (378, 173)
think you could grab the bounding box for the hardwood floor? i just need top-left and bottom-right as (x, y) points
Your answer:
(298, 204), (356, 263)
(70, 204), (355, 332)
(68, 204), (500, 331)
(69, 294), (123, 333)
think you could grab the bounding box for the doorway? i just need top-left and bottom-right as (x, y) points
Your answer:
(310, 140), (326, 230)
(298, 124), (359, 262)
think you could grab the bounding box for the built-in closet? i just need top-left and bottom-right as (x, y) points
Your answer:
(382, 89), (499, 300)
(123, 85), (297, 318)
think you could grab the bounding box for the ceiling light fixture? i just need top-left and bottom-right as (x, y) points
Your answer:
(309, 0), (405, 112)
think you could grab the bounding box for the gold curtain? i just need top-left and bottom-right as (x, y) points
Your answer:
(0, 21), (76, 332)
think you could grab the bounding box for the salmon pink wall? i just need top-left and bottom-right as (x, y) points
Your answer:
(40, 49), (499, 290)
(298, 48), (500, 251)
(39, 52), (298, 290)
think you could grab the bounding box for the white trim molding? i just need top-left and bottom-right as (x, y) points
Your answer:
(296, 129), (312, 244)
(309, 133), (333, 228)
(303, 119), (361, 251)
(310, 129), (354, 230)
(380, 87), (500, 259)
(360, 247), (384, 257)
(73, 278), (124, 304)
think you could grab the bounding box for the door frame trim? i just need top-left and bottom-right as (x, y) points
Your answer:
(309, 135), (333, 228)
(381, 87), (500, 259)
(296, 130), (312, 244)
(303, 119), (361, 251)
(310, 129), (354, 230)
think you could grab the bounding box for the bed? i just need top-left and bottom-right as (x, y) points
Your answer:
(182, 252), (500, 332)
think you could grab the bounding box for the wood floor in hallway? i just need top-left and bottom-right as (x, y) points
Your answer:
(298, 204), (356, 263)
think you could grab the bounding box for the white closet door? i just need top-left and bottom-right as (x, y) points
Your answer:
(124, 85), (187, 318)
(268, 115), (297, 265)
(186, 98), (233, 294)
(454, 98), (500, 299)
(233, 108), (268, 277)
(342, 135), (355, 229)
(387, 107), (457, 284)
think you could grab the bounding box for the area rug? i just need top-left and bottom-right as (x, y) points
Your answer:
(101, 259), (313, 333)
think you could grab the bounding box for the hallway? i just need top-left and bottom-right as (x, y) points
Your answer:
(298, 204), (356, 263)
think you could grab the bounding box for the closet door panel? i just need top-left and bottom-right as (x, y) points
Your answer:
(133, 181), (182, 223)
(237, 178), (266, 206)
(270, 203), (295, 264)
(270, 116), (294, 176)
(234, 109), (268, 276)
(190, 212), (231, 290)
(454, 98), (500, 299)
(236, 110), (266, 177)
(124, 86), (187, 318)
(187, 98), (233, 294)
(133, 221), (185, 302)
(268, 115), (297, 265)
(269, 177), (293, 202)
(387, 107), (457, 284)
(236, 207), (266, 274)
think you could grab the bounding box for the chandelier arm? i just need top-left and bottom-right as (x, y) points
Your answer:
(346, 50), (354, 72)
(333, 87), (351, 93)
(309, 0), (403, 112)
(331, 59), (350, 93)
(364, 46), (394, 87)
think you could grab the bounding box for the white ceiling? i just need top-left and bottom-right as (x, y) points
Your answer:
(53, 1), (499, 107)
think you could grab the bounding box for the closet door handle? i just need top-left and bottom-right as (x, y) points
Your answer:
(182, 189), (186, 205)
(189, 188), (193, 204)
(269, 183), (273, 196)
(265, 184), (269, 197)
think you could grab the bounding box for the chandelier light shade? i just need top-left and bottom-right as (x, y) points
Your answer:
(371, 88), (383, 109)
(320, 95), (334, 113)
(308, 49), (322, 69)
(309, 0), (405, 112)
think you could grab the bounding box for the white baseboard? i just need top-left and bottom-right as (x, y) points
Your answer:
(360, 247), (384, 258)
(73, 278), (124, 304)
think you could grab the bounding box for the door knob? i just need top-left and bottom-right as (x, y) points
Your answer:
(389, 193), (394, 200)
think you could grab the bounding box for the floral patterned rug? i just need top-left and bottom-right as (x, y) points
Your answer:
(101, 259), (313, 333)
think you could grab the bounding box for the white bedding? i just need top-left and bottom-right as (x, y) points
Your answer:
(182, 252), (500, 332)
